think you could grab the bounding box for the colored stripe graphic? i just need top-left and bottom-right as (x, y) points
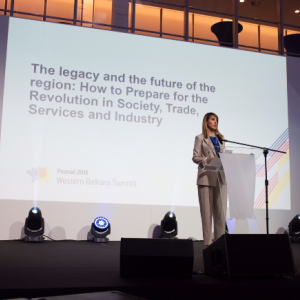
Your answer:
(255, 130), (288, 174)
(254, 172), (278, 208)
(267, 129), (289, 157)
(256, 163), (263, 172)
(278, 149), (289, 170)
(254, 128), (290, 209)
(261, 169), (290, 209)
(256, 141), (289, 177)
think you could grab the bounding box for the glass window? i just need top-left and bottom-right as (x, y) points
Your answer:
(0, 0), (286, 56)
(286, 29), (300, 35)
(238, 0), (278, 53)
(283, 1), (300, 56)
(46, 0), (75, 24)
(284, 28), (300, 56)
(0, 0), (7, 16)
(162, 8), (184, 40)
(76, 0), (83, 25)
(78, 0), (93, 27)
(93, 0), (112, 30)
(238, 21), (258, 49)
(189, 0), (235, 47)
(128, 1), (132, 31)
(131, 1), (185, 39)
(260, 25), (278, 52)
(13, 0), (44, 21)
(135, 3), (160, 37)
(188, 12), (193, 42)
(193, 14), (220, 46)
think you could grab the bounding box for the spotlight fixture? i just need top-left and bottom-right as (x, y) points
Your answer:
(160, 211), (178, 239)
(24, 207), (45, 242)
(288, 215), (300, 243)
(91, 216), (110, 243)
(296, 10), (300, 13)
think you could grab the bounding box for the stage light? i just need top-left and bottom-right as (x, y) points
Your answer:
(91, 216), (110, 243)
(240, 0), (245, 2)
(24, 207), (45, 242)
(295, 10), (300, 13)
(160, 211), (178, 239)
(289, 215), (300, 243)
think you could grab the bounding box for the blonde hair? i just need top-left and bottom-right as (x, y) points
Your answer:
(202, 112), (224, 139)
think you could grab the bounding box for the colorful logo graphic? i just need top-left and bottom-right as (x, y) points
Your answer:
(27, 167), (52, 183)
(254, 129), (290, 209)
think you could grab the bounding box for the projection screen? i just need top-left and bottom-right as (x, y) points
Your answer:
(0, 16), (292, 240)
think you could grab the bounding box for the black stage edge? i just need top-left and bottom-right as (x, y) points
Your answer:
(0, 240), (299, 300)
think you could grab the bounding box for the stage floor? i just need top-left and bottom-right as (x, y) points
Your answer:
(0, 240), (299, 300)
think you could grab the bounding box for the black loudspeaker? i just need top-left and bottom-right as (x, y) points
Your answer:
(203, 234), (295, 278)
(120, 238), (194, 278)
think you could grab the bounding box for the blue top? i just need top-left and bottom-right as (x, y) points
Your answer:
(210, 136), (220, 154)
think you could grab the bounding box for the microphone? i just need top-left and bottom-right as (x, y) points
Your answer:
(216, 133), (223, 145)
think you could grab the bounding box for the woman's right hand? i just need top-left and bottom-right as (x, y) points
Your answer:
(207, 157), (214, 163)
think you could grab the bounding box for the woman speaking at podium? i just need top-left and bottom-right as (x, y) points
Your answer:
(192, 112), (226, 246)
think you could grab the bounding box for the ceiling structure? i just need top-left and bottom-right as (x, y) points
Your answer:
(139, 0), (300, 27)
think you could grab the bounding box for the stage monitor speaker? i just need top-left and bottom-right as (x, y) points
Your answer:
(203, 234), (295, 278)
(120, 238), (194, 278)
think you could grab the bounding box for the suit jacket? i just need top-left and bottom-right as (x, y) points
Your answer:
(192, 133), (226, 186)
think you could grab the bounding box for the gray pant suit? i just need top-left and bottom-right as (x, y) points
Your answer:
(192, 134), (227, 245)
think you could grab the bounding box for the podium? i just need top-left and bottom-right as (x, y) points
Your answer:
(203, 153), (261, 234)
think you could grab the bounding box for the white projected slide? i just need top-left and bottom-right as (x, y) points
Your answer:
(0, 17), (290, 209)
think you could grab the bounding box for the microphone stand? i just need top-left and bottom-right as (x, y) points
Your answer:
(220, 137), (286, 234)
